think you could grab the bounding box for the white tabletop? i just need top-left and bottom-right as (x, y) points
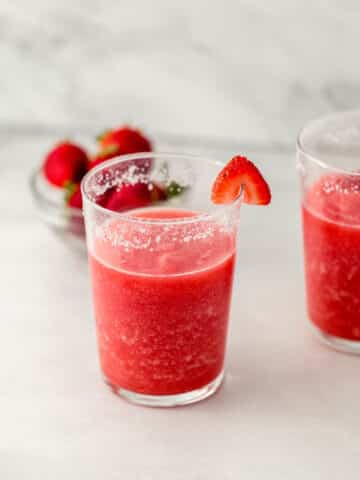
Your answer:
(1, 135), (360, 479)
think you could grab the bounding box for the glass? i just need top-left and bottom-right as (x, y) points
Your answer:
(297, 110), (360, 353)
(81, 153), (241, 406)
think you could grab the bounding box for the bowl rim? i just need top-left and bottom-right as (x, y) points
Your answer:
(29, 168), (84, 218)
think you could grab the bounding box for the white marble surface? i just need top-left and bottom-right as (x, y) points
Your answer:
(2, 1), (360, 478)
(1, 0), (360, 146)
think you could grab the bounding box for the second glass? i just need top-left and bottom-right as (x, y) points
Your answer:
(297, 110), (360, 353)
(82, 153), (241, 406)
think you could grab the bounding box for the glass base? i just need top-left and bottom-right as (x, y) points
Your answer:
(311, 324), (360, 355)
(104, 370), (224, 407)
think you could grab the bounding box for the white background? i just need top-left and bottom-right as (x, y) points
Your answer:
(1, 1), (360, 478)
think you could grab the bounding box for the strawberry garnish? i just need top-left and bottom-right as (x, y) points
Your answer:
(43, 141), (88, 187)
(211, 155), (271, 205)
(64, 182), (83, 209)
(97, 126), (152, 154)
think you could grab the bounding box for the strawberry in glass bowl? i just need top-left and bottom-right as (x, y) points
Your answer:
(30, 140), (89, 252)
(30, 126), (185, 253)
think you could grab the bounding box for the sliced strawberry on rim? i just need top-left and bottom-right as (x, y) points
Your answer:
(211, 155), (271, 205)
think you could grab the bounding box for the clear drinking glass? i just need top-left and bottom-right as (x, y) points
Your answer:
(81, 153), (241, 406)
(297, 110), (360, 353)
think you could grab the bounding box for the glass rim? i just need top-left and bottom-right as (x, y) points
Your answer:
(296, 109), (360, 177)
(81, 151), (242, 225)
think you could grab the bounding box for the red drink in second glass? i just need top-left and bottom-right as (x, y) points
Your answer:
(89, 208), (236, 397)
(302, 174), (360, 341)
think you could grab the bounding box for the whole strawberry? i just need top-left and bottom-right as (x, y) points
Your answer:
(98, 126), (152, 154)
(43, 141), (88, 187)
(105, 183), (152, 212)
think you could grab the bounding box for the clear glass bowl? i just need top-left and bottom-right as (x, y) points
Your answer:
(29, 168), (86, 253)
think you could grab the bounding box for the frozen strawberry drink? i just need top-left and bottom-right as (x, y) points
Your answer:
(90, 208), (235, 399)
(302, 175), (360, 341)
(82, 153), (270, 405)
(298, 110), (360, 353)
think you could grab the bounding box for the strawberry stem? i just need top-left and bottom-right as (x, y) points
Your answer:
(166, 181), (186, 198)
(96, 130), (110, 143)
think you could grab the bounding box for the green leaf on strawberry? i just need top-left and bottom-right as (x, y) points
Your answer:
(166, 181), (186, 199)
